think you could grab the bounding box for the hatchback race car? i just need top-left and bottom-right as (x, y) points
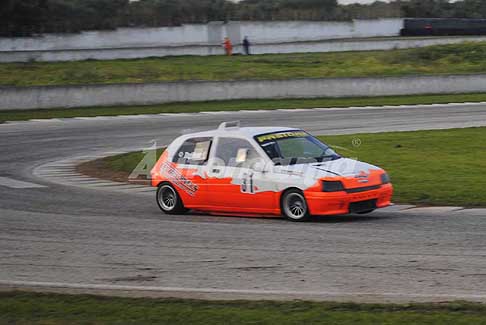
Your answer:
(151, 122), (393, 221)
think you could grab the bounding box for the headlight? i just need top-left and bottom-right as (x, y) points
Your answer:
(381, 173), (390, 184)
(322, 180), (345, 192)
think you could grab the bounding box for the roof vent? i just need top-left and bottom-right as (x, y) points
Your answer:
(218, 121), (240, 130)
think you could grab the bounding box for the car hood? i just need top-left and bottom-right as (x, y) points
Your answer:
(273, 158), (381, 179)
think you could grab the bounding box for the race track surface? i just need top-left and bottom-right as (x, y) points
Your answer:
(1, 103), (486, 302)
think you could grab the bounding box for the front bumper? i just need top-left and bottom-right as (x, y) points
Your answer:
(305, 183), (393, 216)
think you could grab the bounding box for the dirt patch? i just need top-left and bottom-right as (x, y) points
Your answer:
(76, 157), (151, 186)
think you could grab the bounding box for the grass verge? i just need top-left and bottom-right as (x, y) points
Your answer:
(3, 92), (486, 123)
(1, 292), (486, 324)
(77, 148), (165, 184)
(3, 42), (486, 87)
(78, 127), (486, 208)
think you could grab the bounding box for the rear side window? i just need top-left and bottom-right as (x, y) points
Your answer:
(173, 137), (212, 165)
(214, 137), (261, 167)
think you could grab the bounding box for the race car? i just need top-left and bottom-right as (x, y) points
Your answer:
(151, 122), (393, 221)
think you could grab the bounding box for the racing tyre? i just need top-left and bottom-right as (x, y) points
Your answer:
(156, 183), (188, 215)
(281, 189), (311, 222)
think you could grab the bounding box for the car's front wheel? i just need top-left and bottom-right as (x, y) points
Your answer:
(156, 183), (188, 215)
(281, 189), (311, 222)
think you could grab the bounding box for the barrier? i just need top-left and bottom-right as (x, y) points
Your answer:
(2, 74), (486, 110)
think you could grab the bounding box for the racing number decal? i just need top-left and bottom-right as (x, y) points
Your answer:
(240, 172), (255, 194)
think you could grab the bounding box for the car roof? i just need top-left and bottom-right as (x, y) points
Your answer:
(182, 125), (301, 140)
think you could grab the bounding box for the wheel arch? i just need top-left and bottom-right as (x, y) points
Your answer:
(156, 181), (188, 215)
(279, 187), (305, 209)
(279, 187), (311, 221)
(157, 181), (186, 205)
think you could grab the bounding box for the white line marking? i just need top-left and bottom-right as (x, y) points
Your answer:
(37, 173), (79, 178)
(134, 187), (156, 192)
(4, 121), (31, 125)
(64, 177), (98, 182)
(4, 101), (486, 125)
(88, 182), (127, 187)
(72, 116), (117, 121)
(0, 177), (46, 189)
(1, 280), (486, 302)
(237, 110), (271, 113)
(400, 206), (465, 214)
(29, 119), (63, 123)
(200, 111), (233, 114)
(378, 204), (416, 212)
(115, 114), (153, 119)
(73, 178), (107, 184)
(160, 113), (196, 117)
(114, 186), (153, 193)
(37, 169), (76, 173)
(97, 184), (148, 189)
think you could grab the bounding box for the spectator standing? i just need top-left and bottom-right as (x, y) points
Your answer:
(223, 37), (233, 56)
(243, 36), (251, 55)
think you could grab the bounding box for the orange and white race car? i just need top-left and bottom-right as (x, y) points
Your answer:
(151, 122), (393, 221)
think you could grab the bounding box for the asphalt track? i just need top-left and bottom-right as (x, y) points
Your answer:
(1, 103), (486, 302)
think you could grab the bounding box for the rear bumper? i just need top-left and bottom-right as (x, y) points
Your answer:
(305, 183), (393, 216)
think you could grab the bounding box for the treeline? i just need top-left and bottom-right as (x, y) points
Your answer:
(3, 0), (486, 36)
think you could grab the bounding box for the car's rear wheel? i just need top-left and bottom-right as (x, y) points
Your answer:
(156, 183), (188, 215)
(281, 189), (311, 222)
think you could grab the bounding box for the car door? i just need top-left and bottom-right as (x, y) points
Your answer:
(207, 137), (277, 214)
(170, 136), (213, 208)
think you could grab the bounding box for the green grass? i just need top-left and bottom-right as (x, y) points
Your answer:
(3, 42), (486, 87)
(104, 148), (165, 174)
(1, 292), (486, 324)
(320, 128), (486, 207)
(3, 92), (486, 123)
(94, 127), (486, 207)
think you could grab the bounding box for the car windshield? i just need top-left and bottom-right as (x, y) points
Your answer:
(254, 130), (340, 165)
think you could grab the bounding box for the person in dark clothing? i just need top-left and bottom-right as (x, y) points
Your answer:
(243, 36), (251, 55)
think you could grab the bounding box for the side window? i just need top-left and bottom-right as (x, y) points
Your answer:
(173, 137), (212, 165)
(215, 137), (262, 168)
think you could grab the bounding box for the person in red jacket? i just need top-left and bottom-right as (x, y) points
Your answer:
(223, 37), (233, 56)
